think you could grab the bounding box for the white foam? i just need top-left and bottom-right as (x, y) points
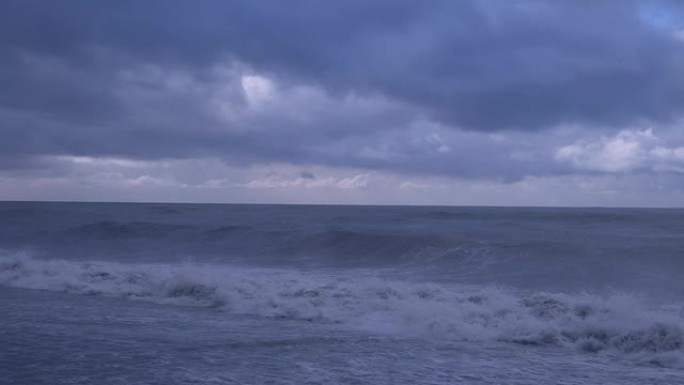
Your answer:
(1, 252), (683, 366)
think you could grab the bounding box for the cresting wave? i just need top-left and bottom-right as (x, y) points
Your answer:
(1, 253), (683, 366)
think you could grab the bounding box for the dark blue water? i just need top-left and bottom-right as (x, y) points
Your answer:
(2, 202), (684, 384)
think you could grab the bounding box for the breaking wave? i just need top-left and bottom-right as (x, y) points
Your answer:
(1, 253), (683, 366)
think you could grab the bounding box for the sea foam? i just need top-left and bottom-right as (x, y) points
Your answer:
(1, 252), (682, 366)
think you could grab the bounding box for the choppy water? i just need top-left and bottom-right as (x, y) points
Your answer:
(1, 202), (683, 384)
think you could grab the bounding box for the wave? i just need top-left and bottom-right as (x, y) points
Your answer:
(53, 221), (449, 263)
(62, 221), (196, 240)
(1, 253), (683, 367)
(202, 225), (253, 239)
(297, 230), (447, 260)
(395, 208), (647, 223)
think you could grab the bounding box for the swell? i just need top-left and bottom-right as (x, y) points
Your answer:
(62, 221), (197, 240)
(55, 222), (449, 262)
(1, 253), (683, 367)
(58, 221), (440, 246)
(293, 230), (447, 260)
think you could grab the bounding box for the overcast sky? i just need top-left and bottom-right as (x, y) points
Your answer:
(2, 1), (684, 206)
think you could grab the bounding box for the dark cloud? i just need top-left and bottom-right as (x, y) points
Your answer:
(3, 1), (684, 127)
(1, 1), (683, 181)
(300, 172), (316, 180)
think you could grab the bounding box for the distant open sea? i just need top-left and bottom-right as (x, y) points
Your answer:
(1, 201), (683, 384)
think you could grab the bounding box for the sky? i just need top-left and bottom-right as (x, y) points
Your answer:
(2, 0), (684, 206)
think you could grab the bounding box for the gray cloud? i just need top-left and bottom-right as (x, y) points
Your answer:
(1, 1), (684, 185)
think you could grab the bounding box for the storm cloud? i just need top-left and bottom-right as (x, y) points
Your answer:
(2, 1), (684, 204)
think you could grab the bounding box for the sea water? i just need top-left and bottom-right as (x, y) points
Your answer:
(1, 202), (683, 384)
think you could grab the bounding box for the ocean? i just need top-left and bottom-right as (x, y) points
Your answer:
(1, 201), (683, 384)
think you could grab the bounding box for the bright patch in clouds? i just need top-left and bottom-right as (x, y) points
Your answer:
(241, 75), (275, 107)
(556, 129), (684, 173)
